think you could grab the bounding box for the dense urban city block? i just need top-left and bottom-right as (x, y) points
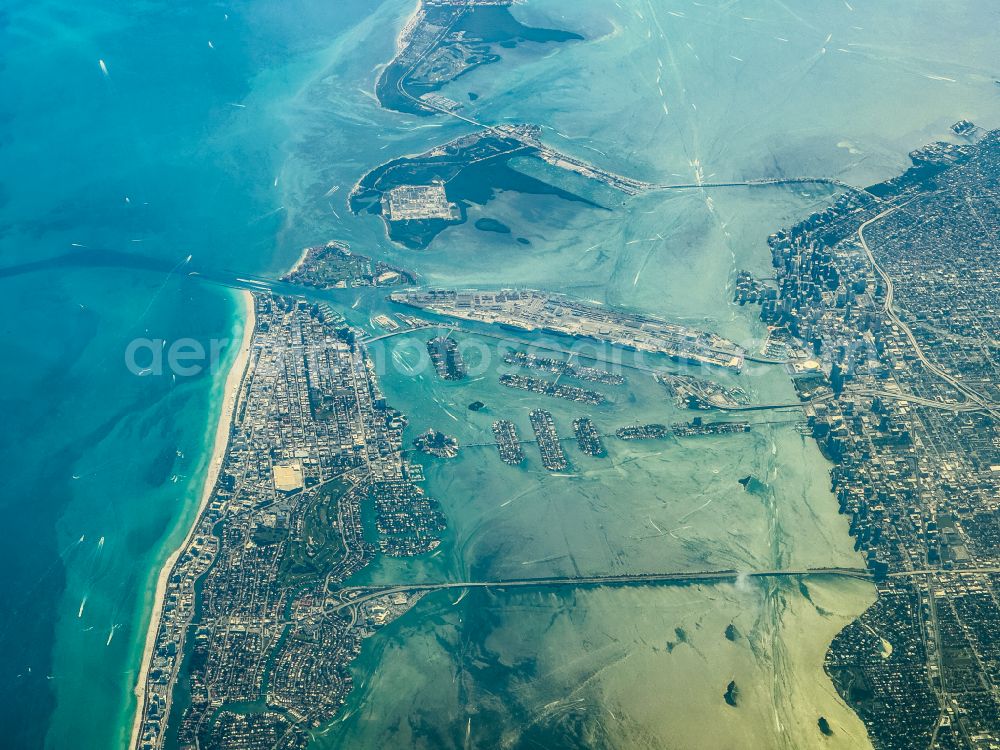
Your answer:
(133, 294), (445, 750)
(742, 126), (1000, 749)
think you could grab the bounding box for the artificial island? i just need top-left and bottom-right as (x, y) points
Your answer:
(350, 124), (646, 248)
(389, 287), (747, 370)
(376, 0), (582, 117)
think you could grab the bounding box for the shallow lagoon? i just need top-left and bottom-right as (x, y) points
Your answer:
(295, 1), (1000, 747)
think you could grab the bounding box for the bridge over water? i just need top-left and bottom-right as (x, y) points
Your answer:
(328, 567), (875, 612)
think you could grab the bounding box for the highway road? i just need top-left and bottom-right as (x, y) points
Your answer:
(649, 176), (859, 193)
(857, 202), (1000, 418)
(363, 325), (1000, 415)
(363, 323), (672, 374)
(326, 565), (1000, 615)
(715, 388), (1000, 414)
(387, 22), (867, 202)
(327, 567), (874, 612)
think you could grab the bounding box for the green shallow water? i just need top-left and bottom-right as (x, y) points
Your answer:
(319, 579), (875, 750)
(285, 1), (1000, 747)
(320, 317), (876, 747)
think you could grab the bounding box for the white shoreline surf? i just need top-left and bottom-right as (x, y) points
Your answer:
(128, 289), (256, 750)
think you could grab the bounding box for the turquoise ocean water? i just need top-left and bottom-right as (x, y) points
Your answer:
(1, 1), (999, 748)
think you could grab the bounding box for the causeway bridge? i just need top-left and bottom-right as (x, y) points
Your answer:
(328, 567), (874, 612)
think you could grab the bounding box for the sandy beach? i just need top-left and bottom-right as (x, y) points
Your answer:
(128, 289), (256, 749)
(283, 245), (313, 278)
